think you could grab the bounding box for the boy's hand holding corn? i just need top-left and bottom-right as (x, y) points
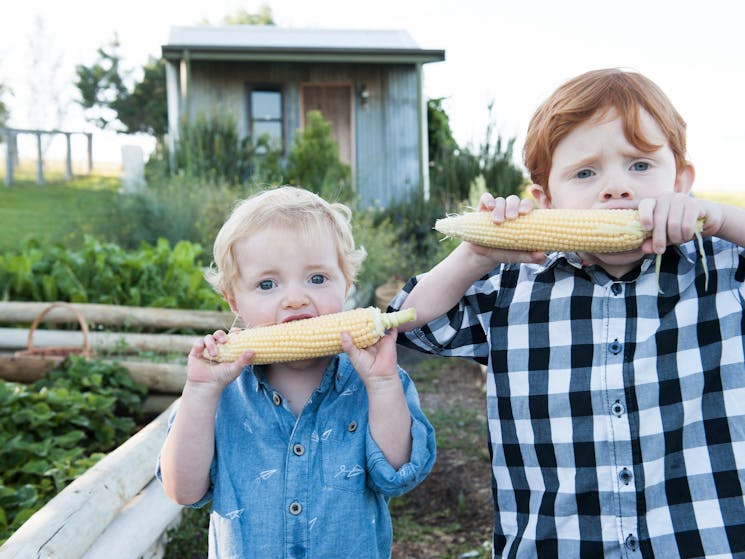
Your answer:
(637, 192), (722, 255)
(464, 193), (548, 264)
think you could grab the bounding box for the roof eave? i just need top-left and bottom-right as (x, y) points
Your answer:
(160, 45), (445, 65)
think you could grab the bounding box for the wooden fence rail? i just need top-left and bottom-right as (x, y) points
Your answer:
(0, 301), (232, 330)
(1, 127), (93, 185)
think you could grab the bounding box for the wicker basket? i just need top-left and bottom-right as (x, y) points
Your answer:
(0, 302), (93, 382)
(15, 302), (92, 359)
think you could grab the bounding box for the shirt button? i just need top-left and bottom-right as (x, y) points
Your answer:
(618, 467), (633, 485)
(293, 443), (305, 456)
(611, 282), (623, 295)
(348, 421), (358, 432)
(611, 400), (625, 417)
(625, 533), (639, 551)
(608, 339), (623, 355)
(289, 501), (302, 515)
(272, 392), (282, 406)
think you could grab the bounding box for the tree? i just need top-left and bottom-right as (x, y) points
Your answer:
(0, 82), (10, 130)
(25, 16), (70, 151)
(75, 36), (167, 136)
(476, 101), (526, 199)
(426, 97), (524, 209)
(111, 58), (167, 137)
(75, 5), (275, 141)
(427, 98), (478, 207)
(427, 98), (458, 162)
(220, 4), (274, 25)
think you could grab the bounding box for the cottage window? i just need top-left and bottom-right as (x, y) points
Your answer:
(249, 88), (283, 152)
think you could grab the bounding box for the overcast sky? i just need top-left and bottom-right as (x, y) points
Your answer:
(1, 0), (743, 193)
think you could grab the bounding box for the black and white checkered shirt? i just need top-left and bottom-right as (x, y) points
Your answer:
(391, 237), (745, 558)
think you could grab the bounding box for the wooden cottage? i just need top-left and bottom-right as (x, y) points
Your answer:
(161, 25), (445, 207)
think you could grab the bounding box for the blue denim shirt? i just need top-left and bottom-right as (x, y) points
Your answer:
(157, 353), (436, 559)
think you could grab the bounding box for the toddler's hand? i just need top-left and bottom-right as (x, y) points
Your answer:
(341, 328), (400, 387)
(187, 330), (253, 389)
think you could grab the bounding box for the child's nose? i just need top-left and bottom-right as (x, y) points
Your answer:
(599, 178), (634, 201)
(282, 289), (310, 309)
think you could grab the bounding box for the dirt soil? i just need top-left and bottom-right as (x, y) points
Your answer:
(391, 346), (493, 559)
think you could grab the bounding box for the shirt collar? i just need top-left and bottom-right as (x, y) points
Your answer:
(540, 240), (698, 282)
(248, 354), (350, 394)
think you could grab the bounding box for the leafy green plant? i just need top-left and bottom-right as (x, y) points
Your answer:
(364, 189), (458, 285)
(90, 175), (252, 251)
(145, 111), (284, 187)
(0, 237), (227, 311)
(427, 98), (525, 211)
(0, 357), (147, 543)
(163, 507), (209, 559)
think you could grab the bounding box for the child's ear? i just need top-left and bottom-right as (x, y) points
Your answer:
(530, 184), (552, 209)
(674, 161), (696, 194)
(223, 290), (239, 314)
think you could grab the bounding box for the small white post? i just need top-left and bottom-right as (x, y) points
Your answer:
(35, 131), (44, 185)
(64, 132), (72, 181)
(3, 129), (13, 186)
(86, 133), (93, 174)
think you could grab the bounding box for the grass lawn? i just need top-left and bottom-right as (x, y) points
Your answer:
(0, 176), (121, 252)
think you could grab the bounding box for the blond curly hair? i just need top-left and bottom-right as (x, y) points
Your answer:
(205, 186), (366, 299)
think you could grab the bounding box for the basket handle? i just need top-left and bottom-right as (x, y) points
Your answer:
(26, 302), (92, 358)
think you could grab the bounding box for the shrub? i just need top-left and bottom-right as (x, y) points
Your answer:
(0, 357), (147, 543)
(0, 237), (226, 311)
(146, 110), (283, 186)
(285, 110), (353, 204)
(91, 175), (255, 251)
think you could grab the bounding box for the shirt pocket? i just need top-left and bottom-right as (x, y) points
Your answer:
(319, 417), (367, 493)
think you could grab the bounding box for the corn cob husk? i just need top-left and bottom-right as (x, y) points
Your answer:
(435, 209), (650, 253)
(204, 306), (416, 364)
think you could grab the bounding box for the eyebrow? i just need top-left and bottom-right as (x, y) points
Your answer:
(555, 155), (598, 175)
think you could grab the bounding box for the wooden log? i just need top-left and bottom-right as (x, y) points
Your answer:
(0, 328), (195, 354)
(0, 301), (232, 331)
(0, 357), (186, 394)
(118, 361), (186, 393)
(143, 394), (180, 414)
(0, 400), (180, 559)
(79, 479), (183, 559)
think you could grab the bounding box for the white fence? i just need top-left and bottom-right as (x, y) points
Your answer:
(1, 127), (93, 185)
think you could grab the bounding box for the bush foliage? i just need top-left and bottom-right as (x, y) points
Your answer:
(0, 357), (147, 544)
(0, 237), (226, 311)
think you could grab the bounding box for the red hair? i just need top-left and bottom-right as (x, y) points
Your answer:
(523, 68), (688, 191)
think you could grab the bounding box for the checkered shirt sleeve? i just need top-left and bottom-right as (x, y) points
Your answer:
(391, 237), (745, 558)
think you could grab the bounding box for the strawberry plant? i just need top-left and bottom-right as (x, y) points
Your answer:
(0, 357), (147, 543)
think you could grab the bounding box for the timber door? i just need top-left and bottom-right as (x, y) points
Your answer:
(300, 84), (354, 170)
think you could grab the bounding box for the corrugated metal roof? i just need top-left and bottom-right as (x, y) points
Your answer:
(162, 25), (445, 64)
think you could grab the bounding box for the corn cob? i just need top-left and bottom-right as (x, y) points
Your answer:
(435, 209), (650, 253)
(436, 208), (708, 293)
(204, 306), (416, 364)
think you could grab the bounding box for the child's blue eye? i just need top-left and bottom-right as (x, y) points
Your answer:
(631, 161), (649, 171)
(576, 169), (594, 179)
(258, 280), (274, 291)
(310, 274), (326, 285)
